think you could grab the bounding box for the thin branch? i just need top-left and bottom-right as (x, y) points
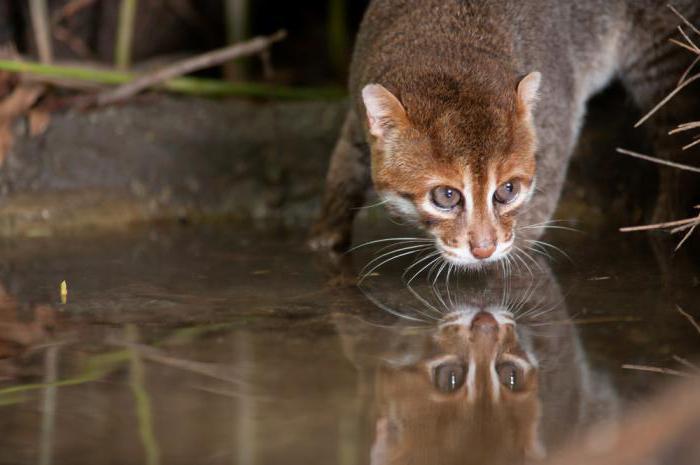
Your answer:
(619, 216), (698, 232)
(673, 355), (700, 372)
(668, 4), (700, 37)
(621, 364), (695, 378)
(670, 217), (700, 233)
(669, 121), (700, 134)
(675, 221), (697, 250)
(616, 148), (700, 173)
(0, 58), (343, 100)
(677, 26), (700, 53)
(634, 72), (700, 127)
(96, 29), (287, 105)
(669, 37), (699, 54)
(115, 0), (137, 70)
(682, 138), (700, 150)
(677, 305), (700, 335)
(29, 0), (53, 63)
(677, 55), (700, 86)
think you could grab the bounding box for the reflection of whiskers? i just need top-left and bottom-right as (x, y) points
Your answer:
(358, 284), (437, 323)
(351, 237), (434, 284)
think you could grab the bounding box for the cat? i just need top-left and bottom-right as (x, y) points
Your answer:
(309, 0), (700, 268)
(333, 265), (618, 464)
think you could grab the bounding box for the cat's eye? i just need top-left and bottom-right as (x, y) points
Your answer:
(494, 180), (520, 205)
(433, 362), (466, 393)
(430, 186), (462, 210)
(496, 362), (524, 392)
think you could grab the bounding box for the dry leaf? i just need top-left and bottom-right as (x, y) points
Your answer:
(0, 122), (13, 167)
(0, 83), (45, 120)
(28, 109), (51, 136)
(0, 83), (46, 166)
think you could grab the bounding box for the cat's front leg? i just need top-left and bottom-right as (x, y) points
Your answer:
(309, 110), (371, 252)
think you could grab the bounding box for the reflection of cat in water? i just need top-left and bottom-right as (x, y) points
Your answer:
(335, 268), (618, 465)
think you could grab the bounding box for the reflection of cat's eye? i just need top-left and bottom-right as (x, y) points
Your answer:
(430, 186), (462, 210)
(494, 180), (520, 204)
(433, 362), (466, 393)
(496, 362), (524, 391)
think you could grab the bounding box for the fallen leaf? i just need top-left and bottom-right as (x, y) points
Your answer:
(0, 122), (13, 167)
(0, 83), (45, 120)
(28, 109), (51, 136)
(0, 83), (46, 166)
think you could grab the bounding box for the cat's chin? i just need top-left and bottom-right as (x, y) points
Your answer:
(441, 253), (503, 270)
(436, 241), (513, 270)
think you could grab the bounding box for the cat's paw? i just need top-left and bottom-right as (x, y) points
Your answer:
(307, 223), (350, 253)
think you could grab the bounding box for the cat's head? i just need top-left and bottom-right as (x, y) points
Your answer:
(362, 72), (540, 268)
(371, 305), (544, 465)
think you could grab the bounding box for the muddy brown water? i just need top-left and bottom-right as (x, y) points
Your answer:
(0, 222), (697, 465)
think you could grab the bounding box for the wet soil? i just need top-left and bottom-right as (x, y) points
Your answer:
(0, 220), (697, 465)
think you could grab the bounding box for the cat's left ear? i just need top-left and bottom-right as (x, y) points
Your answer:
(516, 71), (541, 118)
(362, 84), (409, 141)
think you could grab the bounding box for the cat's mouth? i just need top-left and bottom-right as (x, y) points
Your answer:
(436, 239), (514, 268)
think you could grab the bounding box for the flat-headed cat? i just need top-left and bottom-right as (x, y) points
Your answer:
(334, 268), (617, 464)
(310, 0), (700, 268)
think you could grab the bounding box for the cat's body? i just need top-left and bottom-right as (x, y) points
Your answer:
(310, 0), (699, 267)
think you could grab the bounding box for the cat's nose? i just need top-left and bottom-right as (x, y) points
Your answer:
(471, 311), (497, 332)
(470, 241), (496, 259)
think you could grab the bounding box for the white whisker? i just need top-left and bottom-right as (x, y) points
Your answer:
(524, 239), (572, 262)
(347, 236), (431, 253)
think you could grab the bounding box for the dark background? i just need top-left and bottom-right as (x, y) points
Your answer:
(0, 0), (372, 85)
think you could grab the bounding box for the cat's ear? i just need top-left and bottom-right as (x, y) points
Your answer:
(516, 71), (541, 117)
(524, 405), (546, 463)
(362, 84), (409, 140)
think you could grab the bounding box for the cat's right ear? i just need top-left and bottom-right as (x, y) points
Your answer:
(516, 72), (541, 119)
(362, 84), (409, 141)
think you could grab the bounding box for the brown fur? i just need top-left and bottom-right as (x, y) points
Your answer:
(310, 0), (700, 266)
(333, 264), (619, 464)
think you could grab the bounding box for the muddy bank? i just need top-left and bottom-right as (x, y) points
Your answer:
(2, 97), (346, 236)
(1, 86), (651, 237)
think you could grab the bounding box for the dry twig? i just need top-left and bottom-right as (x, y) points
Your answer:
(95, 29), (287, 106)
(622, 364), (695, 378)
(618, 7), (699, 252)
(616, 8), (699, 247)
(633, 73), (700, 128)
(615, 148), (700, 173)
(676, 305), (700, 335)
(673, 355), (700, 372)
(29, 0), (53, 63)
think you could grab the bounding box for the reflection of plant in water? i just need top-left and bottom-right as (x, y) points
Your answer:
(0, 283), (57, 384)
(622, 305), (700, 378)
(0, 319), (246, 403)
(126, 324), (161, 465)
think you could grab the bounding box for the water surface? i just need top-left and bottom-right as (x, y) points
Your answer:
(0, 223), (697, 465)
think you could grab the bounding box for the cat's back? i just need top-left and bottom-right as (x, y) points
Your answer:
(350, 0), (620, 98)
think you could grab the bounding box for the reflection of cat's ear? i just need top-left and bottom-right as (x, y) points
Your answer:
(362, 84), (409, 140)
(370, 416), (390, 465)
(524, 417), (546, 463)
(516, 71), (541, 117)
